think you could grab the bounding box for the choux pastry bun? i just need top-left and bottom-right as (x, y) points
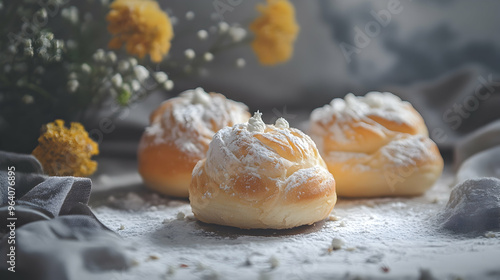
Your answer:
(189, 112), (337, 229)
(309, 92), (443, 198)
(138, 88), (250, 197)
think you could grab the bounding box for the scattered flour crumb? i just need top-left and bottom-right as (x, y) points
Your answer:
(148, 254), (160, 261)
(485, 232), (497, 238)
(329, 238), (344, 251)
(177, 212), (186, 220)
(339, 221), (347, 227)
(328, 215), (340, 221)
(269, 255), (280, 269)
(118, 224), (125, 230)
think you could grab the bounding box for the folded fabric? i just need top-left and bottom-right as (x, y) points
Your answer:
(437, 178), (500, 234)
(456, 146), (500, 183)
(454, 120), (500, 170)
(0, 151), (131, 279)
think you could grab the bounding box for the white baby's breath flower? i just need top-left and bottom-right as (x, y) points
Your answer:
(184, 49), (196, 60)
(133, 65), (149, 82)
(39, 8), (48, 20)
(204, 52), (214, 62)
(131, 80), (141, 91)
(229, 26), (247, 42)
(107, 51), (117, 63)
(117, 60), (130, 72)
(24, 48), (34, 57)
(22, 95), (34, 104)
(67, 80), (79, 93)
(236, 58), (246, 68)
(46, 32), (54, 40)
(163, 80), (174, 91)
(24, 39), (32, 48)
(81, 63), (91, 74)
(129, 57), (138, 66)
(93, 49), (106, 62)
(197, 30), (208, 40)
(154, 72), (168, 84)
(54, 40), (64, 49)
(185, 11), (195, 20)
(218, 21), (229, 33)
(122, 83), (131, 94)
(62, 6), (79, 24)
(111, 73), (123, 87)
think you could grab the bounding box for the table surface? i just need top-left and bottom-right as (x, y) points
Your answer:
(89, 157), (500, 280)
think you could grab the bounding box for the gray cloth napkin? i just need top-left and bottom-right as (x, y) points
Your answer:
(0, 151), (131, 280)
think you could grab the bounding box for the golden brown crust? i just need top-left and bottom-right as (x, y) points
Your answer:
(138, 89), (250, 197)
(189, 120), (337, 229)
(309, 92), (443, 198)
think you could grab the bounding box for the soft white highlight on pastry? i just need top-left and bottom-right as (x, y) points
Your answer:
(190, 113), (336, 229)
(247, 111), (266, 133)
(189, 87), (211, 106)
(138, 88), (250, 197)
(311, 92), (428, 146)
(309, 91), (443, 197)
(274, 117), (289, 129)
(142, 88), (249, 157)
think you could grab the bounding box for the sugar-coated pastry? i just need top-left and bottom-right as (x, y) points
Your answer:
(138, 88), (250, 197)
(190, 112), (337, 229)
(309, 92), (443, 198)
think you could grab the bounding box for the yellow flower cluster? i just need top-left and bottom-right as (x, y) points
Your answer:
(107, 0), (174, 63)
(250, 0), (299, 65)
(32, 120), (99, 177)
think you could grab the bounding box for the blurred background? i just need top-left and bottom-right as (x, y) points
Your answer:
(1, 0), (500, 157)
(106, 0), (500, 156)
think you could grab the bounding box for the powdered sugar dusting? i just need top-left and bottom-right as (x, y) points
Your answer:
(204, 113), (327, 195)
(91, 166), (500, 280)
(247, 111), (265, 133)
(310, 92), (422, 144)
(381, 135), (438, 168)
(141, 88), (249, 158)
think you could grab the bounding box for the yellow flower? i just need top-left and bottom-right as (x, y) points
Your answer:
(250, 0), (299, 65)
(32, 120), (99, 177)
(107, 0), (174, 63)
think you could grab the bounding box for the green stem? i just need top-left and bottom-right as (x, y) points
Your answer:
(25, 83), (55, 101)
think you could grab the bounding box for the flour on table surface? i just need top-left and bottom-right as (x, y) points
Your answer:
(92, 166), (500, 280)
